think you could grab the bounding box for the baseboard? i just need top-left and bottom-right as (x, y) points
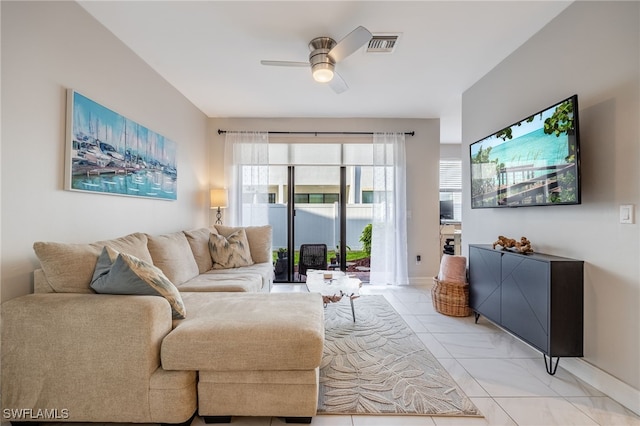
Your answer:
(408, 276), (433, 287)
(561, 358), (640, 416)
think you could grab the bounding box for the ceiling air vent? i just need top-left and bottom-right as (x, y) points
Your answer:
(366, 34), (400, 53)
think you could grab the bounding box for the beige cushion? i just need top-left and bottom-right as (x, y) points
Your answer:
(162, 292), (324, 371)
(33, 269), (55, 293)
(203, 263), (274, 289)
(32, 242), (100, 294)
(197, 370), (318, 417)
(147, 232), (199, 285)
(215, 225), (272, 264)
(33, 232), (151, 294)
(209, 229), (254, 269)
(95, 232), (153, 264)
(177, 274), (262, 293)
(183, 228), (217, 274)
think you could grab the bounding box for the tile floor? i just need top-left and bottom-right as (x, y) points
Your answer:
(10, 284), (638, 426)
(264, 283), (640, 426)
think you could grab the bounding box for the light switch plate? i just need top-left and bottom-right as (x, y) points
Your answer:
(620, 204), (634, 224)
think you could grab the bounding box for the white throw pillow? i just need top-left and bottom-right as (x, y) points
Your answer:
(209, 229), (254, 269)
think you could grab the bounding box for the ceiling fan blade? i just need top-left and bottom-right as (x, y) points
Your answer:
(328, 71), (348, 94)
(260, 60), (309, 67)
(328, 26), (372, 62)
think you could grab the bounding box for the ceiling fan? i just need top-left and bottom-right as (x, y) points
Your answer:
(261, 26), (373, 94)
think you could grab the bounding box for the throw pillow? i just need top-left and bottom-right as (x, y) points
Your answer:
(91, 247), (186, 319)
(214, 225), (272, 264)
(209, 229), (254, 269)
(92, 245), (119, 283)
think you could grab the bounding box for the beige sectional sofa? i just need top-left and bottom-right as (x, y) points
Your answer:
(1, 225), (325, 425)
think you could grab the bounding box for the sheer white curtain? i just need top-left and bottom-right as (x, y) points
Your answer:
(224, 131), (269, 226)
(370, 132), (409, 285)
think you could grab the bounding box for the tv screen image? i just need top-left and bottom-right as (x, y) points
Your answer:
(470, 95), (580, 208)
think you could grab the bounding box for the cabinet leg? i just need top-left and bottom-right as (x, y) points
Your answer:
(544, 355), (560, 375)
(474, 312), (480, 324)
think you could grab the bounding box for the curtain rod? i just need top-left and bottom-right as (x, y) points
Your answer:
(217, 129), (415, 136)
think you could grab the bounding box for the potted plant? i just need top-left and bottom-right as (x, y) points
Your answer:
(277, 247), (288, 259)
(274, 248), (289, 281)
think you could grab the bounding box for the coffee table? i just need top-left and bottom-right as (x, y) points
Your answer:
(305, 270), (362, 322)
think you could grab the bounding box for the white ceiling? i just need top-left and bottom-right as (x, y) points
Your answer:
(78, 1), (572, 143)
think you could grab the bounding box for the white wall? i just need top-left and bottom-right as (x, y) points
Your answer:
(462, 1), (639, 394)
(1, 1), (210, 301)
(440, 143), (462, 160)
(209, 117), (441, 282)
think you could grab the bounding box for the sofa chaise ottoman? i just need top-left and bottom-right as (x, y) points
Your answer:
(163, 292), (324, 423)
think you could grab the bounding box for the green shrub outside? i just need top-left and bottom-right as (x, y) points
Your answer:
(272, 249), (368, 264)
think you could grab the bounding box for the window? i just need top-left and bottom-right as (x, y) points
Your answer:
(323, 193), (340, 204)
(309, 194), (324, 204)
(439, 160), (462, 222)
(362, 190), (374, 204)
(295, 193), (340, 204)
(294, 194), (309, 204)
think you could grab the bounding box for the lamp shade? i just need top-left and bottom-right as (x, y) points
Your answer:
(210, 189), (228, 209)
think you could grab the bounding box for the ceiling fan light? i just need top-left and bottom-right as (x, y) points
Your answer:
(312, 64), (334, 83)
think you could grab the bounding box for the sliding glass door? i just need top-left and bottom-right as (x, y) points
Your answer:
(269, 143), (373, 283)
(271, 164), (344, 283)
(294, 165), (341, 280)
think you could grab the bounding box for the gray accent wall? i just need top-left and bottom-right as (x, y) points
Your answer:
(462, 1), (639, 392)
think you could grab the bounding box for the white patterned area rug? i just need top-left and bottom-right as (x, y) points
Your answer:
(318, 295), (482, 417)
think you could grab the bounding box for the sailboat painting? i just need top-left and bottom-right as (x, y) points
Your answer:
(65, 89), (178, 200)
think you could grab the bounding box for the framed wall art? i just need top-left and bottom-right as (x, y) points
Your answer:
(65, 89), (177, 200)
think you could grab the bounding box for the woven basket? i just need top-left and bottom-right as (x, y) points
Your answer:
(431, 277), (471, 317)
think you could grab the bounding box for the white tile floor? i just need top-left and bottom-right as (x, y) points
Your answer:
(10, 284), (638, 426)
(264, 283), (640, 426)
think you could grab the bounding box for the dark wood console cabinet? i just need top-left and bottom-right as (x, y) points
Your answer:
(468, 244), (584, 374)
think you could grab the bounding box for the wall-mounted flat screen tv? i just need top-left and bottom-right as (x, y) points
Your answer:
(470, 94), (580, 208)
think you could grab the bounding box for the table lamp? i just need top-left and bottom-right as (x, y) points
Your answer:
(210, 189), (228, 225)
